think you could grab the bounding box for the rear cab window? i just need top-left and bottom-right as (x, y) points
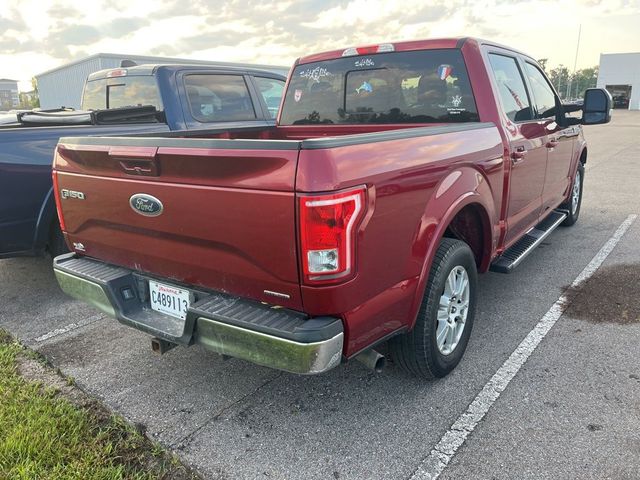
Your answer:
(81, 76), (162, 110)
(184, 74), (256, 123)
(280, 49), (479, 125)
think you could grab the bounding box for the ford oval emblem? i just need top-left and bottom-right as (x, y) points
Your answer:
(129, 194), (163, 217)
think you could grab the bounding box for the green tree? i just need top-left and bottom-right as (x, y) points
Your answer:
(537, 58), (548, 72)
(549, 65), (571, 99)
(547, 64), (598, 100)
(570, 66), (598, 99)
(19, 77), (40, 109)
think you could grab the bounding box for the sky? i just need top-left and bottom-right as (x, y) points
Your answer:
(1, 0), (639, 91)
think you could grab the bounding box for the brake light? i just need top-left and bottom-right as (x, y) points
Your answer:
(299, 187), (366, 283)
(342, 43), (395, 57)
(106, 69), (127, 78)
(52, 170), (66, 232)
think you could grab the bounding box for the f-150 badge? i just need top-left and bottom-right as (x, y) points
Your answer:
(129, 194), (163, 217)
(61, 189), (85, 200)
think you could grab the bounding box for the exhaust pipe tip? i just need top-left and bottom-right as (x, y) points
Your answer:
(354, 349), (386, 373)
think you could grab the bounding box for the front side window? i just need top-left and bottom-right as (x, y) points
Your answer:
(184, 74), (256, 123)
(488, 54), (533, 122)
(280, 49), (479, 125)
(254, 77), (285, 118)
(524, 63), (558, 119)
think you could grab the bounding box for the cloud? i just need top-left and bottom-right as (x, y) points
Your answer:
(46, 3), (83, 20)
(0, 36), (38, 54)
(301, 0), (451, 29)
(47, 24), (102, 46)
(145, 0), (210, 20)
(151, 30), (255, 56)
(106, 17), (150, 37)
(0, 7), (26, 32)
(1, 0), (639, 88)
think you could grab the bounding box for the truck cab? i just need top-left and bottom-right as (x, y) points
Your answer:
(81, 64), (287, 130)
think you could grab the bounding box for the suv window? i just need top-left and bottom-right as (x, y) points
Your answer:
(488, 54), (533, 122)
(524, 63), (558, 119)
(254, 77), (285, 119)
(280, 49), (479, 125)
(184, 74), (256, 123)
(82, 77), (162, 110)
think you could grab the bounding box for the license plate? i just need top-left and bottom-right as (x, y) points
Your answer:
(149, 280), (191, 320)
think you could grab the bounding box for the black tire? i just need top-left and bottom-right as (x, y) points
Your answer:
(48, 222), (69, 257)
(390, 238), (477, 379)
(560, 162), (584, 227)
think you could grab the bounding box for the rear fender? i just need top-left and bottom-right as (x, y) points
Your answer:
(406, 167), (497, 331)
(32, 187), (57, 253)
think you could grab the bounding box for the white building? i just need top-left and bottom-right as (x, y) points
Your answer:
(597, 52), (640, 110)
(35, 53), (289, 109)
(0, 79), (19, 110)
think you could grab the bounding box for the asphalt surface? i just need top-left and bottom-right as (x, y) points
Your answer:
(1, 110), (639, 480)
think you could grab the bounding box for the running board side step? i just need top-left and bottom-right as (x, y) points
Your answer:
(490, 210), (568, 273)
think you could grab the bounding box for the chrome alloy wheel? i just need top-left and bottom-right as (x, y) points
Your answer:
(571, 170), (581, 216)
(436, 266), (470, 355)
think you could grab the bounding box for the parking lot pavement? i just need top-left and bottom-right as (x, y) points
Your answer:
(1, 111), (638, 479)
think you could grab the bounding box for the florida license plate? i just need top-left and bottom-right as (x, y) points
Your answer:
(149, 280), (191, 320)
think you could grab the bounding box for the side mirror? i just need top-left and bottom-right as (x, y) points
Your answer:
(582, 88), (612, 125)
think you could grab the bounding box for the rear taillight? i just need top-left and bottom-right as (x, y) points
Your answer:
(299, 187), (366, 284)
(52, 170), (66, 232)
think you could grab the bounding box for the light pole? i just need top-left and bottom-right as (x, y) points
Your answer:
(566, 24), (582, 100)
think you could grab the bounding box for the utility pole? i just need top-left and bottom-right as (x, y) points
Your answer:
(566, 24), (582, 100)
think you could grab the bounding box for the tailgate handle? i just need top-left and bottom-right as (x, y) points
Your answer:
(109, 147), (160, 176)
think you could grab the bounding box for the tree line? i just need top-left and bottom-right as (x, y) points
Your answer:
(538, 59), (598, 101)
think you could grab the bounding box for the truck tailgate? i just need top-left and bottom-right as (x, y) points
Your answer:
(53, 137), (303, 310)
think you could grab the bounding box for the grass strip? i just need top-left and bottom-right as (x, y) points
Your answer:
(0, 330), (196, 480)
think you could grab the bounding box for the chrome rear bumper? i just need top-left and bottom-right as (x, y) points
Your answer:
(53, 253), (343, 375)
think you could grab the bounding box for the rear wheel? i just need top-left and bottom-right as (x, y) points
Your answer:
(48, 222), (69, 257)
(390, 238), (477, 379)
(561, 162), (584, 227)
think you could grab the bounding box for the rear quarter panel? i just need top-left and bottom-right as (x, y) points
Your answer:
(296, 125), (504, 356)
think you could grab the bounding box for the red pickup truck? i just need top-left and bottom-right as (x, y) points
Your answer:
(52, 38), (612, 379)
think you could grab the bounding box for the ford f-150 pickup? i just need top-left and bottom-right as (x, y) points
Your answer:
(0, 64), (286, 259)
(52, 38), (612, 379)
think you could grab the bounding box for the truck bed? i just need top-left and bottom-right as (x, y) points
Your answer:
(54, 121), (500, 318)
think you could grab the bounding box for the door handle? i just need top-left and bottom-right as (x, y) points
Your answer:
(511, 147), (527, 164)
(109, 146), (160, 176)
(119, 161), (157, 175)
(546, 139), (559, 149)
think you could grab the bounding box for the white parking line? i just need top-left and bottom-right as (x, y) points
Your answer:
(35, 313), (104, 343)
(410, 214), (638, 480)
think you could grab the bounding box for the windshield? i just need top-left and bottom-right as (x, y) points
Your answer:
(280, 49), (479, 125)
(82, 76), (162, 110)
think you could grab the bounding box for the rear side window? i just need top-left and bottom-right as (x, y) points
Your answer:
(82, 77), (162, 110)
(488, 54), (533, 122)
(524, 63), (558, 119)
(184, 75), (256, 123)
(280, 49), (479, 125)
(254, 77), (285, 119)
